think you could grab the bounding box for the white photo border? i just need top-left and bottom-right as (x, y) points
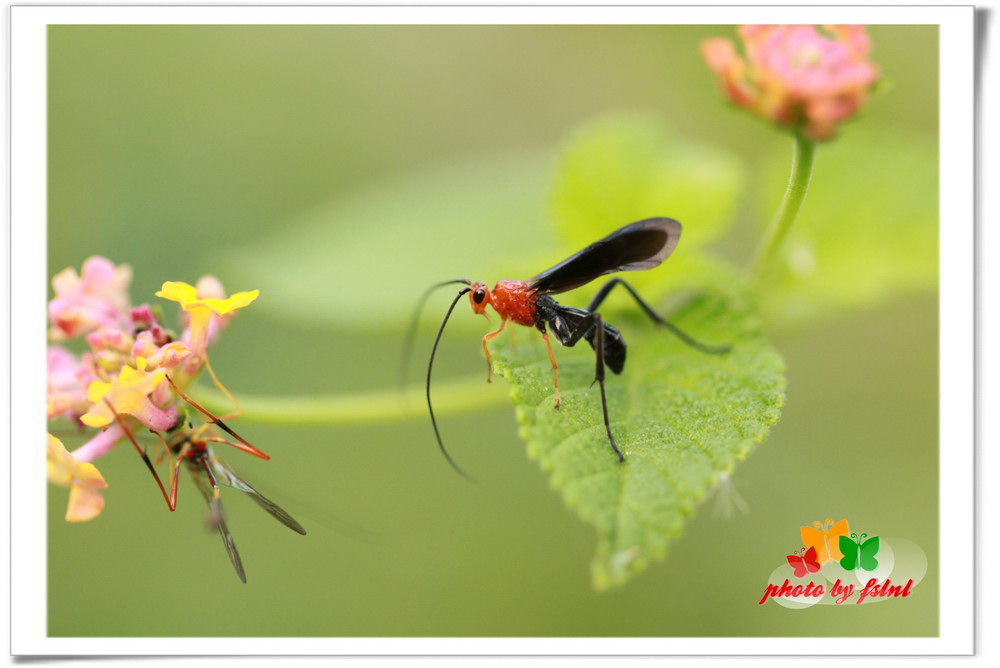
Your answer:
(9, 3), (975, 656)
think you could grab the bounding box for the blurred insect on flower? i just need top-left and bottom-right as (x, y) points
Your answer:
(46, 256), (304, 581)
(701, 25), (879, 141)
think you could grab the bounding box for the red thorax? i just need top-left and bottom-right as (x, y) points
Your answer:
(469, 280), (538, 327)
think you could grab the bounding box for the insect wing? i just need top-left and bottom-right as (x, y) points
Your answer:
(858, 535), (880, 571)
(530, 218), (682, 295)
(211, 458), (307, 535)
(190, 466), (247, 583)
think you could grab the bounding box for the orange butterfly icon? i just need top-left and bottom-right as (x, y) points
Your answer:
(800, 518), (850, 564)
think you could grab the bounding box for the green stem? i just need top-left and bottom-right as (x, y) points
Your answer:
(752, 130), (816, 284)
(189, 373), (506, 426)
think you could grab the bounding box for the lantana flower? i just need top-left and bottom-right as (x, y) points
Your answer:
(46, 256), (259, 521)
(155, 280), (259, 359)
(47, 434), (108, 522)
(81, 364), (176, 431)
(48, 256), (133, 339)
(132, 332), (193, 373)
(47, 346), (93, 421)
(701, 25), (878, 140)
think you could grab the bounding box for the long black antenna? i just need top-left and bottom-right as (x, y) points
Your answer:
(426, 286), (473, 479)
(400, 279), (472, 391)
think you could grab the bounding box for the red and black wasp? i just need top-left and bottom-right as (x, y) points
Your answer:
(416, 218), (730, 476)
(107, 377), (305, 583)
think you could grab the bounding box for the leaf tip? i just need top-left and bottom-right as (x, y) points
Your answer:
(592, 546), (645, 591)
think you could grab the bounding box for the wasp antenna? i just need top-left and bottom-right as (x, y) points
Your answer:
(400, 279), (473, 392)
(426, 286), (474, 480)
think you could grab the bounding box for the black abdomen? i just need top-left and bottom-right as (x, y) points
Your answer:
(536, 297), (627, 374)
(597, 322), (626, 374)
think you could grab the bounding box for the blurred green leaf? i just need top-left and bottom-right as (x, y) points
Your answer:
(221, 150), (557, 331)
(756, 127), (938, 329)
(551, 113), (746, 253)
(491, 261), (784, 589)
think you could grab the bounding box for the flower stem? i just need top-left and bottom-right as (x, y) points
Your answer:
(751, 130), (816, 284)
(189, 374), (506, 426)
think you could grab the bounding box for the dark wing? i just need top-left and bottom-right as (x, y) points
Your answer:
(530, 218), (681, 295)
(190, 466), (247, 583)
(211, 457), (307, 535)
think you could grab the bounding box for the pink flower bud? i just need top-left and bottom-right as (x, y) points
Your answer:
(702, 25), (878, 140)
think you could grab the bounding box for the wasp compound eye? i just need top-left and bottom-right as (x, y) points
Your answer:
(473, 288), (486, 304)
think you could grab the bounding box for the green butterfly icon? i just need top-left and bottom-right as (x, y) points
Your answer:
(839, 532), (879, 571)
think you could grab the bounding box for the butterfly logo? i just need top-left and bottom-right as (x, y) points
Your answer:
(839, 532), (880, 571)
(786, 546), (821, 579)
(800, 518), (850, 564)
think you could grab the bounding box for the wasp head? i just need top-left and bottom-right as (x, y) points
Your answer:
(469, 281), (491, 316)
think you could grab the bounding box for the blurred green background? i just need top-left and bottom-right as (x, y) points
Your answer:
(47, 25), (938, 636)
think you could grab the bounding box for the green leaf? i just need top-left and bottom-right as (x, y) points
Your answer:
(490, 261), (785, 589)
(552, 113), (745, 253)
(756, 126), (938, 329)
(219, 149), (558, 331)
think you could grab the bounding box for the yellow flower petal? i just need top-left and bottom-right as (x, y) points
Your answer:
(155, 281), (198, 305)
(80, 410), (112, 428)
(157, 280), (258, 315)
(67, 485), (106, 522)
(47, 434), (108, 522)
(47, 434), (76, 486)
(194, 289), (260, 316)
(86, 380), (111, 403)
(80, 365), (171, 429)
(74, 460), (107, 490)
(157, 279), (259, 355)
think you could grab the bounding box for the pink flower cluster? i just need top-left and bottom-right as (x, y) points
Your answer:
(702, 25), (879, 140)
(48, 257), (132, 339)
(46, 256), (258, 521)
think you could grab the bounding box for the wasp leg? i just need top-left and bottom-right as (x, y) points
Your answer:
(552, 310), (625, 463)
(105, 401), (175, 510)
(203, 356), (242, 421)
(165, 375), (270, 460)
(587, 278), (731, 355)
(481, 318), (507, 383)
(539, 330), (561, 409)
